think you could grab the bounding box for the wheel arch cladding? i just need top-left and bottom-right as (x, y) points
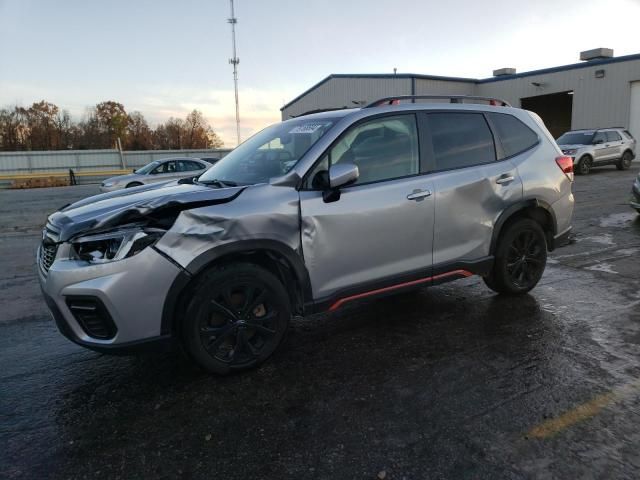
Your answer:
(160, 240), (312, 335)
(490, 200), (557, 254)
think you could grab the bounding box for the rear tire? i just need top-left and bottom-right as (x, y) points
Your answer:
(616, 151), (633, 171)
(576, 155), (592, 175)
(126, 182), (143, 188)
(181, 263), (291, 375)
(483, 219), (547, 295)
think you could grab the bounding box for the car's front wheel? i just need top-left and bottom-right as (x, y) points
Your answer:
(483, 218), (547, 295)
(181, 263), (291, 375)
(126, 181), (143, 188)
(576, 155), (592, 175)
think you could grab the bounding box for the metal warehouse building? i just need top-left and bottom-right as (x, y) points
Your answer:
(281, 48), (640, 140)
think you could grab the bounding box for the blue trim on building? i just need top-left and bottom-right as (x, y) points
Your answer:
(281, 53), (640, 111)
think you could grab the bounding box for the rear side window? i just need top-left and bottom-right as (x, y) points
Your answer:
(606, 131), (622, 142)
(624, 130), (634, 140)
(487, 113), (539, 159)
(426, 113), (496, 170)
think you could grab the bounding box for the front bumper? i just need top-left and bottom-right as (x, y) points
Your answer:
(38, 245), (182, 353)
(99, 183), (123, 193)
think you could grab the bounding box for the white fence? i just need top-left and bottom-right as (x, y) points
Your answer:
(0, 148), (232, 176)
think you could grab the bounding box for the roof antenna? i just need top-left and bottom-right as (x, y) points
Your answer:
(228, 0), (241, 146)
(393, 67), (397, 75)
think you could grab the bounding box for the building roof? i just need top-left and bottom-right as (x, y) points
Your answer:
(281, 52), (640, 111)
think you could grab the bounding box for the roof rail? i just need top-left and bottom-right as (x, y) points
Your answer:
(365, 95), (512, 108)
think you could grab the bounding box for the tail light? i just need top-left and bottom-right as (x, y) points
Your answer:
(555, 155), (574, 182)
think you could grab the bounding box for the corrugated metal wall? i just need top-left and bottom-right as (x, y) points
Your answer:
(0, 148), (232, 175)
(414, 78), (475, 96)
(281, 77), (412, 119)
(477, 58), (640, 130)
(281, 58), (640, 132)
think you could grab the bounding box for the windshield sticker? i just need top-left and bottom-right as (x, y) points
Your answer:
(288, 123), (329, 134)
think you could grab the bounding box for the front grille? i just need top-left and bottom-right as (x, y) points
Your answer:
(39, 224), (60, 275)
(66, 297), (117, 339)
(40, 243), (58, 274)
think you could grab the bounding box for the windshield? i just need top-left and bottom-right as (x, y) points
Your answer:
(135, 160), (161, 175)
(556, 131), (595, 145)
(199, 117), (337, 185)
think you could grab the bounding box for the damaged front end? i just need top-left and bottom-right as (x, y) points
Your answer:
(37, 182), (252, 350)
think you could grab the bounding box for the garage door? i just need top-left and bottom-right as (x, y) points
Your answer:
(630, 81), (640, 141)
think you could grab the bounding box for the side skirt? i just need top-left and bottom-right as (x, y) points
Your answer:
(308, 256), (493, 314)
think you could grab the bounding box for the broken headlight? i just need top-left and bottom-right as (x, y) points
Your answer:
(70, 227), (165, 264)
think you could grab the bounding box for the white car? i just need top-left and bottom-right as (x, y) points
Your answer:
(100, 157), (213, 192)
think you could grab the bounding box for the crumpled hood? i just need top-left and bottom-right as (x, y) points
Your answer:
(48, 181), (245, 241)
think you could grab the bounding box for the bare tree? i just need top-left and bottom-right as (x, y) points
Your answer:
(0, 101), (225, 151)
(126, 111), (153, 150)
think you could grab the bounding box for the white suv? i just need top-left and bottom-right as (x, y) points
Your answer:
(556, 128), (636, 175)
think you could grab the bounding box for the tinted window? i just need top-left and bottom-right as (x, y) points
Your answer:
(606, 131), (622, 142)
(427, 113), (495, 170)
(178, 160), (204, 171)
(593, 132), (607, 144)
(556, 131), (594, 145)
(487, 113), (538, 158)
(308, 115), (419, 187)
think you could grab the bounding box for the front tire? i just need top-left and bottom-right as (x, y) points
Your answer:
(483, 219), (547, 295)
(576, 155), (592, 175)
(617, 151), (633, 171)
(126, 181), (143, 188)
(181, 263), (291, 375)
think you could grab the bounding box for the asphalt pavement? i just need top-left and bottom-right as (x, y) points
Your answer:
(2, 167), (640, 479)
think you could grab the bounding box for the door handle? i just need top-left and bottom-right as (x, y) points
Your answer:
(495, 175), (515, 185)
(407, 189), (432, 201)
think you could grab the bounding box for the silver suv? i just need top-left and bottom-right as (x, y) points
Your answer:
(38, 96), (574, 374)
(556, 128), (636, 175)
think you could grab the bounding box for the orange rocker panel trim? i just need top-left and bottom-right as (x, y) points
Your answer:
(328, 269), (473, 312)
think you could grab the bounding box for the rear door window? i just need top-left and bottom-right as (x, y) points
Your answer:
(486, 113), (539, 159)
(426, 113), (496, 170)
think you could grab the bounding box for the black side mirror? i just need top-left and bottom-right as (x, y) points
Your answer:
(322, 163), (360, 203)
(593, 139), (604, 145)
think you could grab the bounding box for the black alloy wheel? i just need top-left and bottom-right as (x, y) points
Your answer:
(505, 229), (546, 289)
(483, 218), (547, 295)
(182, 263), (290, 374)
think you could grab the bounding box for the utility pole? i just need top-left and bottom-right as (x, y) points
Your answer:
(228, 0), (241, 145)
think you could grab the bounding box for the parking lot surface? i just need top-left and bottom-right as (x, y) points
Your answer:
(2, 168), (640, 479)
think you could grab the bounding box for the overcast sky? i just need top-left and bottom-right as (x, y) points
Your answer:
(1, 0), (639, 146)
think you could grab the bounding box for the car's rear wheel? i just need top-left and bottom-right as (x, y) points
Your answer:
(483, 218), (547, 295)
(616, 151), (633, 170)
(576, 155), (592, 175)
(126, 181), (143, 188)
(181, 263), (290, 375)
